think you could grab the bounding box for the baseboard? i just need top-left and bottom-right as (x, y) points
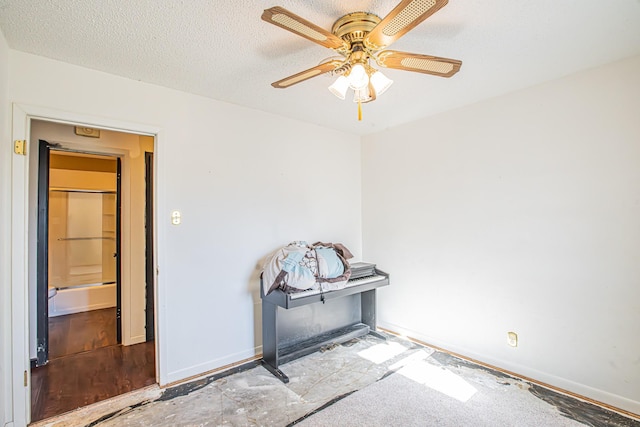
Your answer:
(163, 346), (261, 386)
(123, 334), (146, 346)
(377, 321), (640, 418)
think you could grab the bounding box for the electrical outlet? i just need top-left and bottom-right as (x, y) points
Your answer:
(507, 331), (518, 347)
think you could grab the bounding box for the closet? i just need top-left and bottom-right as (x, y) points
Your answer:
(47, 153), (118, 317)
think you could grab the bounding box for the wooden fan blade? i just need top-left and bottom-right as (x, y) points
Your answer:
(364, 0), (449, 51)
(271, 60), (343, 89)
(262, 7), (348, 52)
(376, 50), (461, 77)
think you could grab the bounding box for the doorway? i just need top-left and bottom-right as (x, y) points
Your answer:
(28, 121), (156, 422)
(36, 145), (122, 365)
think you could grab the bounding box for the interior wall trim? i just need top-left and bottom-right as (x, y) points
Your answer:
(10, 103), (163, 426)
(377, 327), (640, 420)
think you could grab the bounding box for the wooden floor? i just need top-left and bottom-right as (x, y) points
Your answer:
(49, 307), (117, 359)
(31, 309), (155, 422)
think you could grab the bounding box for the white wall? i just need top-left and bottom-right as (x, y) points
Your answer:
(0, 26), (11, 427)
(362, 55), (640, 413)
(6, 51), (362, 390)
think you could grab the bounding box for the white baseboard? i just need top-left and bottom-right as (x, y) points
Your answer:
(163, 346), (260, 386)
(126, 334), (147, 346)
(378, 320), (640, 417)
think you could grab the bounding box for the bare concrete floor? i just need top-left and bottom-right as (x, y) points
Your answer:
(32, 333), (640, 427)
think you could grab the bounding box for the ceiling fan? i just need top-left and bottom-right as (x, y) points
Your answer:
(262, 0), (462, 119)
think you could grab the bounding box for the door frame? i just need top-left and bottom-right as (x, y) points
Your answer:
(10, 104), (163, 426)
(36, 147), (124, 365)
(144, 151), (155, 342)
(35, 140), (51, 366)
(115, 156), (123, 343)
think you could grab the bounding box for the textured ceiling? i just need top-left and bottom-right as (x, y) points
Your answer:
(1, 0), (640, 135)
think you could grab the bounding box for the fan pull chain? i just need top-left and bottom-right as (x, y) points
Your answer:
(358, 99), (362, 121)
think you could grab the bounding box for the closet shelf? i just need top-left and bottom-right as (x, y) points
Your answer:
(49, 187), (116, 194)
(57, 237), (115, 241)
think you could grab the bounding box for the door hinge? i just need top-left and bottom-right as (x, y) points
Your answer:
(14, 140), (27, 155)
(23, 370), (28, 387)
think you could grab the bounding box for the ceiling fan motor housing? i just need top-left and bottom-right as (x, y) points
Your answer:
(262, 1), (462, 90)
(332, 12), (381, 49)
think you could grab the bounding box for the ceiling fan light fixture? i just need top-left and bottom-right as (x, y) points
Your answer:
(262, 2), (463, 121)
(370, 70), (393, 96)
(347, 63), (369, 90)
(328, 75), (349, 99)
(353, 86), (373, 103)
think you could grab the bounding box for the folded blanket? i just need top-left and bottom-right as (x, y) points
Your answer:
(262, 241), (353, 296)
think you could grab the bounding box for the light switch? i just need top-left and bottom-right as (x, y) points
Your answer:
(171, 210), (181, 225)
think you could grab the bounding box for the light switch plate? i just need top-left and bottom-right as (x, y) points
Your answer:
(171, 210), (181, 225)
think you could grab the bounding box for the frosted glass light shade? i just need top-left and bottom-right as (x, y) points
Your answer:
(328, 76), (349, 99)
(353, 86), (373, 103)
(370, 71), (393, 96)
(348, 64), (369, 90)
